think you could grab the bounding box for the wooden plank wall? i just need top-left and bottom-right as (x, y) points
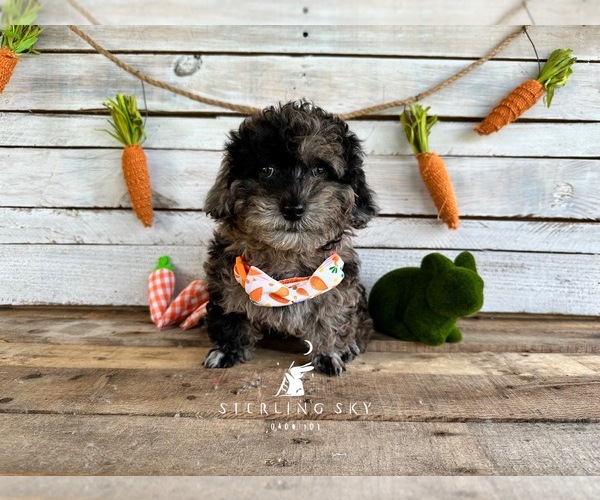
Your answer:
(1, 25), (599, 315)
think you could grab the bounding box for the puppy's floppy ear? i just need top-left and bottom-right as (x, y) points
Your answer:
(342, 127), (379, 229)
(205, 156), (234, 220)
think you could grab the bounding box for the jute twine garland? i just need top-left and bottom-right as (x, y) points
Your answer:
(496, 0), (534, 25)
(67, 24), (528, 120)
(339, 25), (526, 120)
(66, 0), (101, 25)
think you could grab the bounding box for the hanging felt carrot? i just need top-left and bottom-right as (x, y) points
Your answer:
(0, 24), (43, 93)
(401, 104), (459, 230)
(103, 94), (154, 227)
(475, 48), (576, 135)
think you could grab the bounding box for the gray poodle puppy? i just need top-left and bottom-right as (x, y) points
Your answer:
(202, 100), (378, 376)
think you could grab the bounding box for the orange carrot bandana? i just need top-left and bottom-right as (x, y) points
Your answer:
(234, 254), (345, 307)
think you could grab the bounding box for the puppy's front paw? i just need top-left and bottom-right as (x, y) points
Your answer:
(340, 342), (360, 363)
(312, 353), (346, 376)
(203, 347), (251, 369)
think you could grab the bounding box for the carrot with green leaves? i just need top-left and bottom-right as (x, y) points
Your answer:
(0, 0), (43, 93)
(103, 94), (154, 227)
(475, 48), (576, 135)
(401, 104), (459, 230)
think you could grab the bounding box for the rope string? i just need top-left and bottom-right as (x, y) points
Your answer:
(68, 24), (527, 120)
(68, 25), (261, 116)
(67, 0), (101, 25)
(338, 25), (526, 120)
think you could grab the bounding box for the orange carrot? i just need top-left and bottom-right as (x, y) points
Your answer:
(0, 48), (19, 93)
(416, 152), (459, 230)
(0, 24), (43, 93)
(103, 94), (154, 227)
(476, 48), (576, 135)
(122, 144), (153, 227)
(401, 105), (459, 230)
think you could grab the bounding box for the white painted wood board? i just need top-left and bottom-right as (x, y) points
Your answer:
(1, 53), (593, 119)
(2, 209), (599, 254)
(2, 115), (600, 158)
(2, 150), (599, 220)
(35, 26), (600, 61)
(35, 0), (600, 25)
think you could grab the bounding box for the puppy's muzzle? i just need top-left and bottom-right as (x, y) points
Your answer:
(281, 201), (305, 221)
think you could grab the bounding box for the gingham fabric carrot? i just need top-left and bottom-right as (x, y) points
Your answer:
(148, 255), (209, 330)
(234, 253), (345, 307)
(148, 255), (176, 325)
(180, 300), (209, 330)
(475, 48), (576, 135)
(158, 280), (209, 329)
(401, 104), (459, 230)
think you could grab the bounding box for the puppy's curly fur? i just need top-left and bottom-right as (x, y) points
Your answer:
(202, 100), (379, 376)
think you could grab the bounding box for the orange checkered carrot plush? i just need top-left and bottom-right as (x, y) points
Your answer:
(401, 104), (459, 230)
(475, 49), (576, 135)
(148, 255), (209, 330)
(148, 255), (176, 325)
(158, 280), (209, 330)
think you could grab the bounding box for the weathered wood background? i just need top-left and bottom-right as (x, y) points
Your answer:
(1, 25), (599, 315)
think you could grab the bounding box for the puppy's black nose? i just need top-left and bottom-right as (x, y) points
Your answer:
(282, 202), (305, 221)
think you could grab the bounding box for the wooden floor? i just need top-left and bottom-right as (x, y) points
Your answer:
(0, 307), (598, 476)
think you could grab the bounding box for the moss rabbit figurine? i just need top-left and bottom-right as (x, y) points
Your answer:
(368, 252), (484, 345)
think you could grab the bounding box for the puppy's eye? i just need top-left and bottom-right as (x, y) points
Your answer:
(312, 164), (328, 177)
(260, 166), (274, 178)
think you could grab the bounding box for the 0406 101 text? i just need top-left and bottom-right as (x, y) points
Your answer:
(269, 421), (321, 432)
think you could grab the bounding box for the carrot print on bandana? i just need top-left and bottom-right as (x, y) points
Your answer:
(234, 254), (345, 307)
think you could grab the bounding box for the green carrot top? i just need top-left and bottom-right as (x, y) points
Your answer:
(536, 48), (576, 108)
(103, 94), (147, 146)
(400, 104), (438, 155)
(154, 255), (174, 272)
(1, 0), (43, 53)
(0, 24), (43, 54)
